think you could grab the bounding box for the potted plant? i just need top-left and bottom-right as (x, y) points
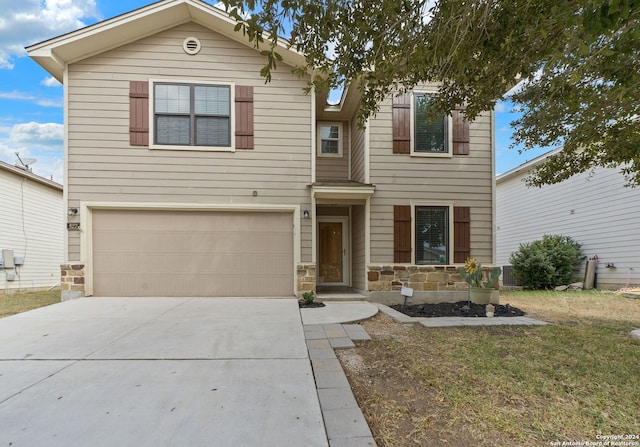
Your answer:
(459, 257), (501, 305)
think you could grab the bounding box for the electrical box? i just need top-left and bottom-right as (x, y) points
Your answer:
(1, 250), (14, 269)
(5, 271), (16, 281)
(14, 257), (24, 266)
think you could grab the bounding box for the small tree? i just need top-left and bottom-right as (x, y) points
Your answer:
(509, 235), (585, 289)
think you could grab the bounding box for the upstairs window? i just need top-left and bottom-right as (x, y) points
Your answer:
(154, 83), (231, 147)
(318, 123), (342, 157)
(414, 93), (448, 154)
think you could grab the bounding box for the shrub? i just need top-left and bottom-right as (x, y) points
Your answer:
(301, 291), (315, 305)
(509, 234), (584, 289)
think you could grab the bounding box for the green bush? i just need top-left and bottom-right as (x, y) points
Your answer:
(509, 234), (585, 289)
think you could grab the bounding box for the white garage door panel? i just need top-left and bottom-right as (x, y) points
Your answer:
(92, 210), (293, 297)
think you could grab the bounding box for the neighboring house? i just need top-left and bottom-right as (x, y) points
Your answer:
(496, 149), (640, 289)
(27, 0), (496, 302)
(0, 161), (63, 292)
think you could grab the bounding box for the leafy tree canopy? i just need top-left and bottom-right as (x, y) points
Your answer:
(221, 0), (640, 186)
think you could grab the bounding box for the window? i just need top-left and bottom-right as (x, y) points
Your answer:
(415, 206), (449, 265)
(318, 123), (342, 157)
(414, 93), (447, 154)
(154, 83), (230, 147)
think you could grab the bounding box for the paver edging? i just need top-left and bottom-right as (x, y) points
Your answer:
(375, 303), (549, 326)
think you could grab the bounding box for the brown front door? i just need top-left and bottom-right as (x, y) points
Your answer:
(319, 221), (344, 283)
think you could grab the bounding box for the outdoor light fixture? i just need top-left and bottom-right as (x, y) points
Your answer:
(303, 210), (310, 219)
(68, 207), (79, 216)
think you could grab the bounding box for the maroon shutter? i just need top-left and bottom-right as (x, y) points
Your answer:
(129, 81), (149, 146)
(452, 105), (469, 155)
(393, 205), (411, 263)
(392, 93), (411, 154)
(453, 206), (471, 263)
(235, 85), (254, 149)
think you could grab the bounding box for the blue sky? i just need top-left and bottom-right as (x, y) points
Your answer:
(0, 0), (551, 183)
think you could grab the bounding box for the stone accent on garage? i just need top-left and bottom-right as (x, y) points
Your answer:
(297, 263), (316, 295)
(61, 263), (85, 301)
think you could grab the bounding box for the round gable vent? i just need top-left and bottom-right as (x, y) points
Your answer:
(183, 37), (201, 55)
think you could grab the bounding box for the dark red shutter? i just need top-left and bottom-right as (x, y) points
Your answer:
(453, 206), (471, 263)
(392, 93), (411, 154)
(129, 81), (149, 146)
(452, 105), (469, 155)
(394, 205), (411, 263)
(235, 85), (254, 149)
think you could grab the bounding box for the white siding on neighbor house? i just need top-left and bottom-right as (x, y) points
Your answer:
(0, 168), (63, 291)
(368, 96), (494, 264)
(66, 22), (313, 262)
(496, 166), (640, 289)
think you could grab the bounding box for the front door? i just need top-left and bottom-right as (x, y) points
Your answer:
(318, 218), (348, 285)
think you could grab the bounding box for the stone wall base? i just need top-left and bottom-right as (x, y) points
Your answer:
(296, 263), (316, 297)
(60, 264), (85, 301)
(366, 264), (498, 305)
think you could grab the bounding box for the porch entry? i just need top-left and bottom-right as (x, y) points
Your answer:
(318, 217), (348, 286)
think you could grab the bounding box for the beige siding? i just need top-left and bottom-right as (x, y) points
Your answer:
(316, 121), (350, 181)
(350, 115), (365, 183)
(0, 169), (63, 290)
(497, 166), (640, 289)
(351, 204), (366, 291)
(66, 23), (312, 262)
(369, 96), (494, 264)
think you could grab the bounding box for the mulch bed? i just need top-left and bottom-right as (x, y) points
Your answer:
(391, 301), (526, 318)
(298, 301), (326, 308)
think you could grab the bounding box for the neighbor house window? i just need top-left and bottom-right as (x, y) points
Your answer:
(154, 83), (231, 147)
(318, 123), (342, 157)
(415, 206), (449, 265)
(414, 93), (448, 154)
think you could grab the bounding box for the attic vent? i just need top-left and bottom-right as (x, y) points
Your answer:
(183, 37), (201, 55)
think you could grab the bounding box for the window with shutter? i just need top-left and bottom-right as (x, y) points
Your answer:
(391, 90), (470, 157)
(394, 204), (472, 265)
(140, 81), (254, 151)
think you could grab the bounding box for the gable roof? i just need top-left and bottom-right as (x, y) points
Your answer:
(26, 0), (307, 83)
(0, 161), (63, 191)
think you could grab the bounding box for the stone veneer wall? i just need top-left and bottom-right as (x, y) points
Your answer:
(60, 264), (85, 301)
(296, 263), (316, 295)
(366, 264), (498, 304)
(367, 265), (467, 292)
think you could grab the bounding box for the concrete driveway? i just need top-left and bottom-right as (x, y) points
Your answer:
(0, 298), (328, 447)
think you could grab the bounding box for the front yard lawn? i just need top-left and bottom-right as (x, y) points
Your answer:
(0, 290), (61, 318)
(338, 290), (640, 446)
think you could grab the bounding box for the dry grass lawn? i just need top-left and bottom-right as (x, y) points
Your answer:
(338, 290), (640, 447)
(0, 290), (61, 318)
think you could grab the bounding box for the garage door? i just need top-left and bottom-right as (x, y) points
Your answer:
(92, 209), (293, 297)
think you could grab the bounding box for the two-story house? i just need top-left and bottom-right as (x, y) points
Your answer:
(27, 0), (495, 302)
